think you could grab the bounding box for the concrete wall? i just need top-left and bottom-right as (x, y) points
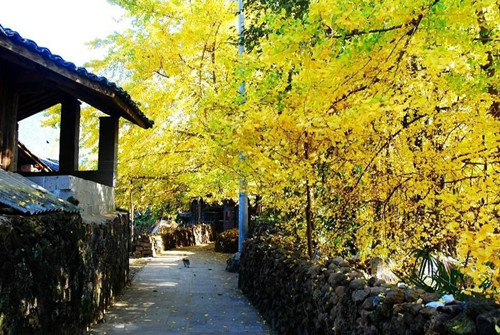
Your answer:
(0, 212), (129, 334)
(27, 175), (115, 215)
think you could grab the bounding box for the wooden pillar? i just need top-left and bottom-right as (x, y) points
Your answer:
(59, 97), (81, 173)
(0, 78), (19, 172)
(97, 116), (119, 187)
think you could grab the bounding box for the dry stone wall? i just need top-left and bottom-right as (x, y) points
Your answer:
(0, 212), (129, 335)
(214, 228), (238, 253)
(153, 224), (214, 252)
(239, 237), (500, 335)
(133, 234), (153, 257)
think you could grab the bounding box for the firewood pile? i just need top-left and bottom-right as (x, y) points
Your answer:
(133, 234), (153, 257)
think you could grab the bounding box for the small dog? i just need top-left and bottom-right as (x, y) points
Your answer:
(182, 257), (190, 268)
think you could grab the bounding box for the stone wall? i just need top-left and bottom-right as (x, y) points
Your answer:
(133, 234), (153, 258)
(214, 228), (238, 253)
(152, 224), (214, 253)
(0, 212), (129, 334)
(239, 237), (500, 335)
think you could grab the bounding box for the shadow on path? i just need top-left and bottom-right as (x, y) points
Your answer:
(89, 244), (270, 335)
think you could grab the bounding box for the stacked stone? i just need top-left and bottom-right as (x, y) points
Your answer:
(192, 224), (213, 244)
(133, 234), (153, 257)
(239, 237), (500, 335)
(0, 212), (130, 334)
(151, 234), (163, 256)
(215, 228), (239, 253)
(158, 224), (214, 250)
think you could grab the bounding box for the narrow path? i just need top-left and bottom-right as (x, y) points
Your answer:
(89, 244), (270, 335)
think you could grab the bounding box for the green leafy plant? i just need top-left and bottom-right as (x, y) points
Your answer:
(396, 248), (467, 296)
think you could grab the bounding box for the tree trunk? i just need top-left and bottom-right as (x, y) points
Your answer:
(304, 136), (314, 259)
(305, 178), (313, 259)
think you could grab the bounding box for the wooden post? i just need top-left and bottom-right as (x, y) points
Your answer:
(0, 77), (19, 172)
(97, 116), (119, 187)
(59, 97), (81, 173)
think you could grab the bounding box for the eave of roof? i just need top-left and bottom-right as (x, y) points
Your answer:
(18, 141), (55, 172)
(0, 24), (154, 129)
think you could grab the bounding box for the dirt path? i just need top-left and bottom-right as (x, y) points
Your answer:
(89, 244), (270, 335)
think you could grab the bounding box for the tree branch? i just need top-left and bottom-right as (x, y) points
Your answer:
(352, 113), (426, 191)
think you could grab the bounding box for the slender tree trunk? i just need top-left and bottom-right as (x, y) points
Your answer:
(305, 178), (313, 259)
(304, 135), (314, 259)
(476, 4), (498, 116)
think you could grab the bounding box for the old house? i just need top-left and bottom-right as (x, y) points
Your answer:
(0, 24), (152, 333)
(17, 141), (55, 172)
(180, 198), (260, 234)
(0, 24), (153, 214)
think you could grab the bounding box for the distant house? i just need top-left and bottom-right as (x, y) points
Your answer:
(17, 141), (54, 172)
(179, 198), (258, 234)
(0, 25), (153, 215)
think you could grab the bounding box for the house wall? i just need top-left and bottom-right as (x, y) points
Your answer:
(0, 211), (129, 334)
(223, 200), (237, 231)
(27, 175), (115, 215)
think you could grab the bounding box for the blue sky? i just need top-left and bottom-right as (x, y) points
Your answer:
(0, 0), (128, 159)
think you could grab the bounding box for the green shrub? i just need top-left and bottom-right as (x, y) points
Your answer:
(395, 248), (472, 299)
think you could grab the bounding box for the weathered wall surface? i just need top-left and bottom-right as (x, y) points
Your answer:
(214, 228), (238, 253)
(239, 237), (500, 335)
(152, 224), (214, 253)
(28, 175), (115, 215)
(134, 234), (153, 258)
(0, 212), (129, 335)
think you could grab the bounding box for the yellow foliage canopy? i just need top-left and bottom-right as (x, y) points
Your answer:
(89, 0), (499, 299)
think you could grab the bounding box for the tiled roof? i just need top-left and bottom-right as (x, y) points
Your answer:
(18, 141), (55, 172)
(39, 158), (59, 172)
(0, 169), (78, 215)
(0, 24), (153, 128)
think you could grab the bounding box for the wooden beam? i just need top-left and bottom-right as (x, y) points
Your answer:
(0, 76), (19, 171)
(0, 36), (151, 129)
(97, 116), (119, 187)
(55, 82), (151, 129)
(0, 38), (115, 98)
(17, 90), (64, 120)
(58, 96), (80, 173)
(16, 79), (57, 95)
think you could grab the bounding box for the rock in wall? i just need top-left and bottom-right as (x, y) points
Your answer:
(0, 212), (129, 335)
(239, 237), (500, 335)
(156, 224), (214, 251)
(214, 228), (238, 253)
(133, 234), (153, 258)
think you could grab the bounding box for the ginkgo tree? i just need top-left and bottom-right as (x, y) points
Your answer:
(84, 0), (499, 299)
(87, 0), (245, 210)
(236, 0), (500, 298)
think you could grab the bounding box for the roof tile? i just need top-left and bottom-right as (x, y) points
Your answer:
(0, 24), (153, 128)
